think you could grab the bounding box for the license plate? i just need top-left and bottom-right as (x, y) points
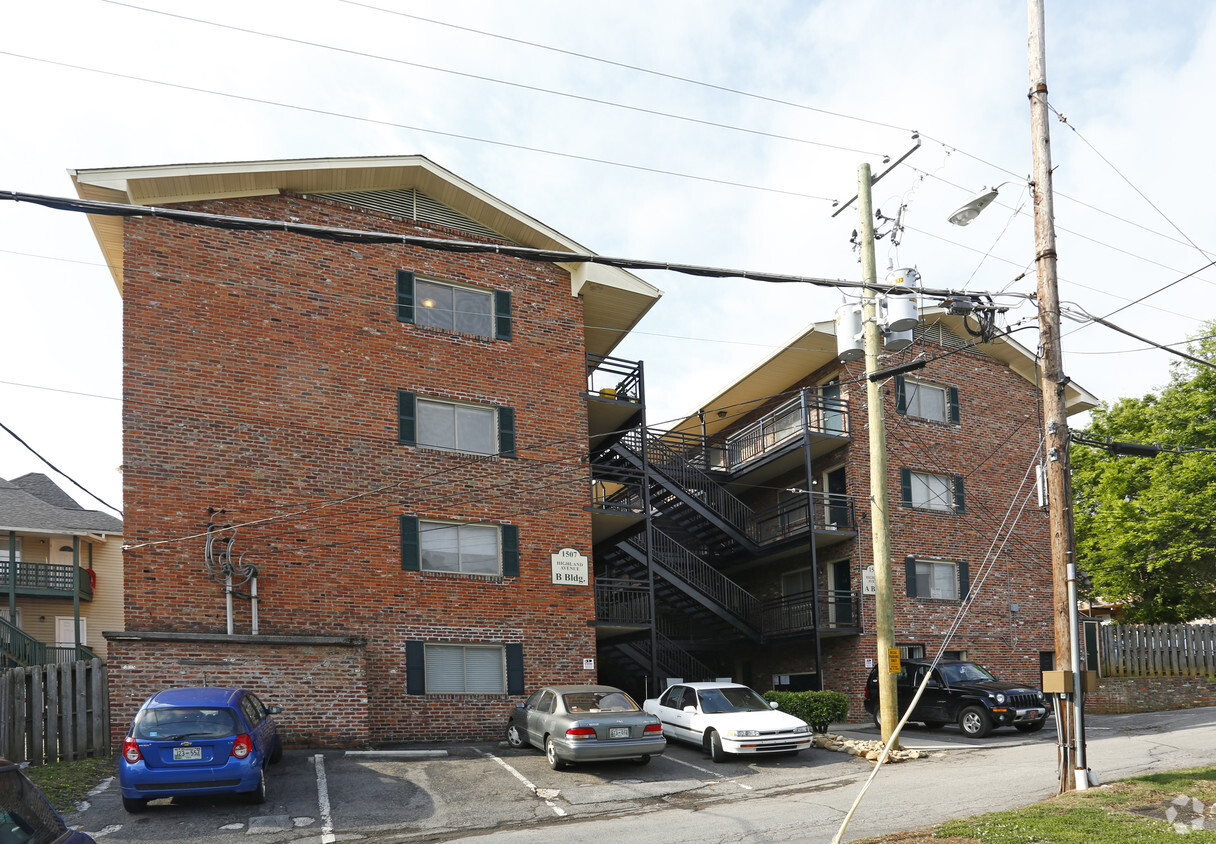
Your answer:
(173, 746), (203, 761)
(609, 727), (630, 739)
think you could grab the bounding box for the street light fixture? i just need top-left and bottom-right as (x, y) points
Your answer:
(946, 180), (1021, 227)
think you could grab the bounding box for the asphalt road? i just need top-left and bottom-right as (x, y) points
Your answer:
(68, 707), (1216, 843)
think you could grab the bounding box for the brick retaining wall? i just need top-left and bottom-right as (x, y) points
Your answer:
(1086, 675), (1216, 714)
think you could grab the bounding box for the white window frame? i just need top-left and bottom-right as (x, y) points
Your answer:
(416, 277), (494, 338)
(419, 521), (501, 575)
(905, 378), (949, 423)
(0, 537), (22, 562)
(913, 559), (960, 600)
(909, 470), (954, 512)
(424, 643), (506, 694)
(417, 398), (496, 455)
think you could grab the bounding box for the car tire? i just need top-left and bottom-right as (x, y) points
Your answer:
(707, 730), (728, 763)
(545, 736), (565, 770)
(506, 722), (526, 749)
(958, 705), (992, 738)
(122, 796), (147, 813)
(1015, 721), (1046, 733)
(269, 735), (284, 765)
(870, 710), (882, 730)
(245, 770), (267, 804)
(922, 721), (945, 730)
(634, 754), (651, 765)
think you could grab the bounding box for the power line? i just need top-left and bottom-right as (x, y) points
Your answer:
(0, 50), (831, 202)
(98, 1), (889, 160)
(0, 419), (122, 516)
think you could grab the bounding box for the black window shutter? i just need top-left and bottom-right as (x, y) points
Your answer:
(905, 555), (917, 598)
(498, 406), (516, 458)
(900, 468), (912, 506)
(400, 515), (420, 571)
(406, 641), (426, 694)
(501, 524), (520, 577)
(958, 560), (970, 599)
(396, 270), (415, 324)
(895, 375), (907, 414)
(506, 643), (525, 695)
(953, 475), (966, 514)
(494, 290), (512, 341)
(397, 390), (416, 445)
(948, 386), (961, 424)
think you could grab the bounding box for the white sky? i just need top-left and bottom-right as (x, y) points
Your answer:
(2, 0), (1213, 517)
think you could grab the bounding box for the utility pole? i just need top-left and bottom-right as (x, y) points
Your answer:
(858, 163), (900, 747)
(1027, 0), (1086, 792)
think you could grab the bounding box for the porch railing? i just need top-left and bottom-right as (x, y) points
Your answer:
(0, 561), (94, 599)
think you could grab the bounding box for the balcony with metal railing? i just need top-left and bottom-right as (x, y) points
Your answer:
(667, 389), (850, 478)
(0, 561), (94, 600)
(753, 492), (858, 548)
(585, 354), (646, 451)
(761, 589), (862, 639)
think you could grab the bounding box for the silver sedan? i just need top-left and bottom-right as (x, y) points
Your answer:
(505, 685), (666, 770)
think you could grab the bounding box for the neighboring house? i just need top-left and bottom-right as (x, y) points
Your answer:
(71, 156), (662, 746)
(0, 473), (123, 664)
(589, 311), (1098, 716)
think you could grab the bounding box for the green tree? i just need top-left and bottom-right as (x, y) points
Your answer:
(1071, 325), (1216, 622)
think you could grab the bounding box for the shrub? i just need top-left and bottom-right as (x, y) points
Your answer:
(762, 690), (850, 733)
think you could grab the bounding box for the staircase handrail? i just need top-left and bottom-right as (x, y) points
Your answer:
(0, 614), (46, 666)
(631, 530), (761, 629)
(625, 429), (759, 542)
(632, 631), (716, 685)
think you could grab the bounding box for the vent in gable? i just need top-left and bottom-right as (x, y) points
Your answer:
(319, 189), (511, 243)
(914, 322), (970, 351)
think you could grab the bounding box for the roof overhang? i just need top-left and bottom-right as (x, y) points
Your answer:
(671, 308), (1099, 436)
(70, 155), (661, 357)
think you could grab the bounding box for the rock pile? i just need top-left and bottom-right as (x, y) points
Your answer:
(812, 732), (924, 763)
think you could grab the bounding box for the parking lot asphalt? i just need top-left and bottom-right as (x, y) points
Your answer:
(67, 718), (1066, 843)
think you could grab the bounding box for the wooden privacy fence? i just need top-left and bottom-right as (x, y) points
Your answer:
(1099, 623), (1216, 677)
(0, 659), (110, 765)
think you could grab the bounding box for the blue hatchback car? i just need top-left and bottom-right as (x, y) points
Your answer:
(118, 687), (283, 813)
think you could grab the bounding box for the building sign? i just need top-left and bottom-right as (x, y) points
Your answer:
(862, 565), (876, 595)
(583, 658), (595, 670)
(551, 547), (589, 586)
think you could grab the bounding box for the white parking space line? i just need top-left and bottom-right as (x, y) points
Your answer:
(662, 754), (754, 790)
(312, 753), (337, 843)
(483, 753), (567, 817)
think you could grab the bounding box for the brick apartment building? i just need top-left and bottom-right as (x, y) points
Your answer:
(72, 156), (661, 745)
(590, 313), (1097, 718)
(72, 154), (1095, 744)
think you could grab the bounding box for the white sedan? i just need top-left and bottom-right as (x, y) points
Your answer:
(643, 682), (812, 761)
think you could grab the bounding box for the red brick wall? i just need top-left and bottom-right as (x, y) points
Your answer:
(827, 349), (1054, 714)
(105, 635), (368, 748)
(1086, 675), (1216, 714)
(117, 192), (598, 744)
(721, 342), (1056, 717)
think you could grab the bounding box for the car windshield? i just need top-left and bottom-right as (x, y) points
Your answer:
(562, 691), (638, 713)
(0, 765), (64, 841)
(133, 706), (241, 740)
(698, 686), (771, 714)
(939, 663), (997, 684)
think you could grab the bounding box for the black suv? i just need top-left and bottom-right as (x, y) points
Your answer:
(864, 659), (1049, 738)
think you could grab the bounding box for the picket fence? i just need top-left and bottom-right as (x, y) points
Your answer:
(1098, 622), (1216, 677)
(0, 659), (110, 765)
